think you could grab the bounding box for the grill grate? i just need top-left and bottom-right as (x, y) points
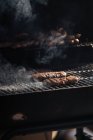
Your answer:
(1, 64), (93, 96)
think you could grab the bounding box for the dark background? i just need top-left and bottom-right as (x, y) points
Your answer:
(0, 0), (93, 67)
(0, 0), (93, 40)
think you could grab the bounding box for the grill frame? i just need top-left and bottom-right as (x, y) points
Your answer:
(1, 75), (93, 133)
(1, 63), (93, 135)
(0, 64), (93, 96)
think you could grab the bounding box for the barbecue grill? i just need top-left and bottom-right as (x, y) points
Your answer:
(1, 61), (93, 139)
(1, 0), (93, 139)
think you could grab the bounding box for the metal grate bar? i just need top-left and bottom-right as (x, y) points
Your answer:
(1, 64), (93, 95)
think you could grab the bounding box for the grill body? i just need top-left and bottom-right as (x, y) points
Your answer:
(1, 64), (93, 133)
(1, 86), (93, 132)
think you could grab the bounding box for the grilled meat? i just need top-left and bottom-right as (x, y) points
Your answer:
(66, 75), (80, 84)
(44, 77), (66, 85)
(47, 35), (66, 46)
(44, 76), (80, 86)
(74, 39), (79, 44)
(67, 33), (81, 45)
(32, 71), (67, 81)
(75, 33), (81, 39)
(0, 40), (39, 48)
(0, 27), (81, 48)
(67, 35), (75, 41)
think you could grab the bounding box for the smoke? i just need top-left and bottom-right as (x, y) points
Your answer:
(0, 0), (32, 25)
(35, 0), (48, 5)
(0, 0), (49, 40)
(0, 54), (44, 94)
(35, 28), (69, 65)
(36, 45), (67, 64)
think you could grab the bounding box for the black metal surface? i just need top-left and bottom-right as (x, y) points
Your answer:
(0, 63), (93, 134)
(0, 42), (93, 69)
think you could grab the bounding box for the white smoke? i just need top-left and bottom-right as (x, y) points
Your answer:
(36, 46), (67, 64)
(0, 0), (32, 22)
(35, 0), (48, 5)
(0, 55), (44, 94)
